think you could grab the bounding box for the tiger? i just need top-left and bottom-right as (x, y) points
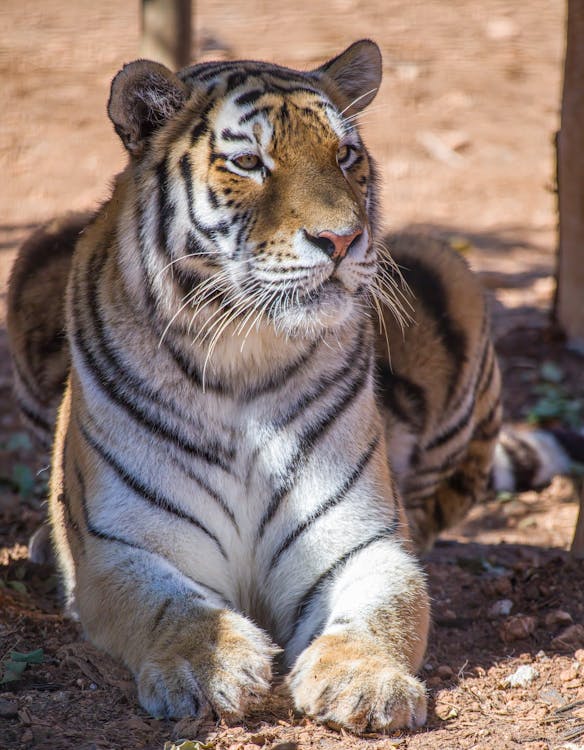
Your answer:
(6, 40), (582, 732)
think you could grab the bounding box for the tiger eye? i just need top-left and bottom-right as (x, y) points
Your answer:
(232, 153), (262, 170)
(337, 144), (353, 166)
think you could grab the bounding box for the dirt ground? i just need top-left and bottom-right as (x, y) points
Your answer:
(2, 1), (584, 748)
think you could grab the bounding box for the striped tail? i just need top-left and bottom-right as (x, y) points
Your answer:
(492, 426), (584, 493)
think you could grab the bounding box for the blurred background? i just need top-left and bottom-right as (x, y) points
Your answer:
(0, 0), (563, 234)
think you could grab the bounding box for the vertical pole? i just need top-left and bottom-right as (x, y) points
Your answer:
(571, 479), (584, 558)
(141, 0), (193, 71)
(556, 0), (584, 353)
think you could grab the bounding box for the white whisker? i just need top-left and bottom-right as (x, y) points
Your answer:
(339, 88), (379, 116)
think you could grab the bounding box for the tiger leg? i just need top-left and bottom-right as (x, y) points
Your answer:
(286, 537), (429, 732)
(73, 548), (276, 719)
(51, 396), (276, 720)
(407, 430), (498, 553)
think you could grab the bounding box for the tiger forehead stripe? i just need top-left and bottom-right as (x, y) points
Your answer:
(213, 86), (349, 150)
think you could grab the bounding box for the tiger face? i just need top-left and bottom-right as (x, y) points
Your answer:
(109, 42), (382, 339)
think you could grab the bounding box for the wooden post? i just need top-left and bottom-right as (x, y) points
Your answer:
(571, 478), (584, 558)
(556, 0), (584, 353)
(141, 0), (193, 71)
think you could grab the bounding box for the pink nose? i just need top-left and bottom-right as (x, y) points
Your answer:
(317, 229), (363, 261)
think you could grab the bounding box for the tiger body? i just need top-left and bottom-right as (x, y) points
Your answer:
(10, 35), (584, 731)
(8, 42), (438, 730)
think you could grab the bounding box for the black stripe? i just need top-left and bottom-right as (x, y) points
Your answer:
(478, 348), (497, 398)
(424, 394), (476, 452)
(233, 209), (252, 253)
(195, 62), (240, 82)
(11, 350), (44, 404)
(179, 153), (230, 239)
(376, 366), (427, 432)
(57, 490), (83, 544)
(172, 263), (208, 300)
(238, 106), (273, 126)
(498, 431), (540, 491)
(473, 398), (501, 441)
(191, 120), (207, 143)
(408, 444), (469, 480)
(134, 199), (159, 316)
(156, 159), (173, 257)
(271, 329), (364, 429)
(15, 396), (52, 436)
(184, 61), (322, 90)
(207, 185), (219, 210)
(185, 230), (216, 261)
(446, 470), (482, 501)
(160, 334), (228, 395)
(220, 127), (254, 142)
(244, 338), (321, 401)
(261, 82), (321, 98)
(257, 342), (372, 539)
(78, 419), (228, 559)
(225, 71), (248, 91)
(269, 434), (381, 569)
(447, 317), (489, 416)
(152, 598), (173, 632)
(234, 90), (265, 107)
(397, 256), (468, 399)
(291, 528), (396, 639)
(190, 99), (216, 145)
(405, 476), (443, 498)
(72, 249), (233, 470)
(163, 317), (321, 401)
(73, 459), (220, 602)
(173, 455), (238, 529)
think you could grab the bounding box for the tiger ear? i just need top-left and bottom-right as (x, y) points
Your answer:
(313, 39), (382, 116)
(107, 60), (189, 156)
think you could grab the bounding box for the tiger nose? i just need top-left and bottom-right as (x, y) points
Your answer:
(305, 228), (363, 261)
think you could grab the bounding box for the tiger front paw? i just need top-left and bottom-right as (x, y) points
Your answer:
(137, 609), (277, 719)
(287, 634), (427, 733)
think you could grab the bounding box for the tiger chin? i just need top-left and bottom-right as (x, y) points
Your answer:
(8, 41), (434, 732)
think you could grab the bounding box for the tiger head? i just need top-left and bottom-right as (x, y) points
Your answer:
(108, 41), (385, 338)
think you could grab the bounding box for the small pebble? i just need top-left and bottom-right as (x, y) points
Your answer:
(21, 728), (33, 744)
(487, 576), (513, 597)
(437, 665), (454, 680)
(488, 599), (513, 618)
(575, 649), (584, 663)
(0, 699), (18, 719)
(249, 734), (268, 746)
(544, 610), (573, 628)
(539, 687), (565, 707)
(560, 666), (579, 682)
(552, 624), (584, 651)
(499, 615), (537, 643)
(501, 664), (539, 688)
